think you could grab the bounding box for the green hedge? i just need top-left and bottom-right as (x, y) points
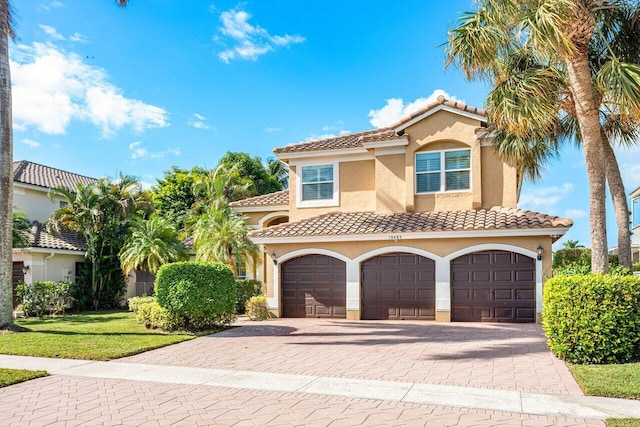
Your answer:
(236, 279), (262, 313)
(543, 274), (640, 364)
(128, 296), (183, 331)
(155, 261), (236, 329)
(246, 295), (271, 321)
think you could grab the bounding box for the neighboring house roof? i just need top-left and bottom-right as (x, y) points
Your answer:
(22, 221), (87, 252)
(13, 160), (97, 190)
(630, 185), (640, 199)
(273, 96), (487, 155)
(249, 207), (572, 241)
(229, 190), (289, 208)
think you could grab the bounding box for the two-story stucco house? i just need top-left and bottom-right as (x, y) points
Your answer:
(11, 161), (95, 306)
(231, 96), (572, 323)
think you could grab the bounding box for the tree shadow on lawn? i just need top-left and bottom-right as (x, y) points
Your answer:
(7, 329), (177, 337)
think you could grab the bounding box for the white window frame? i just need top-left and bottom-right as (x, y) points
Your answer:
(633, 197), (640, 229)
(415, 148), (472, 194)
(296, 161), (339, 208)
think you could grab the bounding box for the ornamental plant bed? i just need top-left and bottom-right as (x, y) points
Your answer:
(0, 310), (194, 361)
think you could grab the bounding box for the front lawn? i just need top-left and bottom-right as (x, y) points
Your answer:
(0, 368), (47, 387)
(0, 310), (194, 361)
(607, 420), (640, 427)
(571, 363), (640, 400)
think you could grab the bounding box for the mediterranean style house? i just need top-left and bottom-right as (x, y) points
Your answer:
(11, 161), (95, 306)
(231, 96), (572, 323)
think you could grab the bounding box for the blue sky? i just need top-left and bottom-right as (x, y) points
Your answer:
(11, 0), (640, 249)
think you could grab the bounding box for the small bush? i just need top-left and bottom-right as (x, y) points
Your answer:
(134, 298), (184, 331)
(553, 248), (591, 269)
(155, 261), (236, 329)
(554, 263), (632, 276)
(16, 281), (73, 317)
(543, 274), (640, 364)
(236, 279), (262, 313)
(246, 295), (271, 321)
(128, 296), (156, 313)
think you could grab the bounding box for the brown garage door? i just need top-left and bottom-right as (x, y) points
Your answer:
(281, 255), (346, 318)
(12, 262), (24, 308)
(451, 250), (535, 323)
(362, 253), (435, 320)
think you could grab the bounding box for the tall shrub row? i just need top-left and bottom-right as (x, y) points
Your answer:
(543, 274), (640, 364)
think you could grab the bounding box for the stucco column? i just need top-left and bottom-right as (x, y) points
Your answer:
(536, 257), (543, 322)
(435, 258), (451, 322)
(268, 260), (280, 314)
(346, 260), (360, 320)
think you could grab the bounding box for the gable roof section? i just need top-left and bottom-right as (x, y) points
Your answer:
(17, 221), (87, 252)
(229, 190), (289, 209)
(272, 96), (486, 156)
(249, 207), (571, 243)
(13, 160), (97, 191)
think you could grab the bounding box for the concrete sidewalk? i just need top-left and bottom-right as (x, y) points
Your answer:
(1, 354), (639, 421)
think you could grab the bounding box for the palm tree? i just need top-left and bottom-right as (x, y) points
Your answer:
(120, 214), (187, 275)
(447, 1), (640, 273)
(192, 164), (254, 211)
(562, 239), (585, 249)
(267, 157), (289, 189)
(190, 202), (259, 277)
(12, 212), (30, 248)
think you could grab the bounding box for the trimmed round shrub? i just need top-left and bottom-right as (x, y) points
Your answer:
(246, 295), (271, 321)
(543, 274), (640, 364)
(235, 279), (263, 313)
(155, 261), (236, 329)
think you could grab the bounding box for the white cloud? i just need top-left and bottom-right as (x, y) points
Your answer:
(216, 8), (305, 63)
(39, 25), (65, 41)
(187, 113), (212, 130)
(11, 42), (169, 137)
(368, 89), (464, 128)
(518, 183), (574, 212)
(565, 209), (587, 219)
(69, 33), (89, 44)
(39, 1), (64, 11)
(21, 138), (41, 148)
(265, 127), (282, 133)
(128, 141), (180, 160)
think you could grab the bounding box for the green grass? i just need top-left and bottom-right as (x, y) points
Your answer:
(607, 419), (640, 427)
(0, 368), (47, 387)
(0, 310), (195, 361)
(571, 363), (640, 400)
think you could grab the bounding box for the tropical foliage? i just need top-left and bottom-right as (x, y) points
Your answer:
(12, 212), (30, 248)
(120, 214), (188, 276)
(48, 175), (150, 309)
(151, 166), (206, 230)
(446, 0), (640, 273)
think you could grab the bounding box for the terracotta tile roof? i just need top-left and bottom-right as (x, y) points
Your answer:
(272, 97), (485, 155)
(391, 95), (486, 129)
(273, 129), (396, 154)
(20, 221), (87, 252)
(13, 160), (97, 191)
(249, 207), (572, 240)
(230, 190), (289, 208)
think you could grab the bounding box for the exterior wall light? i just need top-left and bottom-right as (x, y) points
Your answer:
(270, 252), (278, 265)
(22, 265), (30, 275)
(536, 244), (544, 261)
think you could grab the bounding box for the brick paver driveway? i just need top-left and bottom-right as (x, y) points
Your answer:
(1, 319), (602, 426)
(124, 318), (581, 395)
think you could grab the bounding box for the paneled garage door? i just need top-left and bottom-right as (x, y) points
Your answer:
(451, 250), (535, 323)
(281, 255), (346, 318)
(361, 253), (435, 320)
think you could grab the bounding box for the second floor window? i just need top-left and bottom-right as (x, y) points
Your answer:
(301, 165), (334, 201)
(633, 197), (640, 228)
(416, 149), (471, 193)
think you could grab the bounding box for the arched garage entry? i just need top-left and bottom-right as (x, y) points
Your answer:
(450, 250), (535, 322)
(281, 254), (346, 318)
(361, 253), (435, 320)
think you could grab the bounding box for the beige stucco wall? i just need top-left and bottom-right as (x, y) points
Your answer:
(480, 146), (518, 208)
(375, 154), (406, 214)
(241, 210), (289, 228)
(12, 250), (84, 285)
(403, 112), (483, 212)
(13, 185), (67, 223)
(289, 160), (375, 221)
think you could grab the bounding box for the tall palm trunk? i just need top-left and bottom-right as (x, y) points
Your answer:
(602, 132), (631, 268)
(565, 54), (608, 273)
(0, 0), (13, 328)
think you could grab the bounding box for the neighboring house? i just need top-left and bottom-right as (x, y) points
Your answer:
(11, 161), (96, 307)
(231, 96), (572, 323)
